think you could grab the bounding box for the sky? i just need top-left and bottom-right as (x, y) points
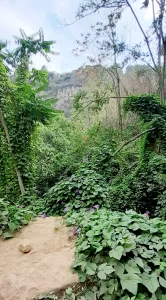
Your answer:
(0, 0), (154, 73)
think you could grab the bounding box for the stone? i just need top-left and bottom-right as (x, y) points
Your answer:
(20, 239), (31, 253)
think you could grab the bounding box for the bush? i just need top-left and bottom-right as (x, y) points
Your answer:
(155, 191), (166, 219)
(66, 209), (166, 299)
(18, 192), (45, 215)
(0, 198), (33, 238)
(45, 166), (109, 215)
(108, 154), (166, 216)
(91, 143), (120, 182)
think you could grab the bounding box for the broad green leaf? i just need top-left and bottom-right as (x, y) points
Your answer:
(153, 243), (163, 251)
(119, 296), (129, 300)
(3, 231), (13, 239)
(121, 215), (133, 224)
(159, 276), (166, 288)
(141, 249), (154, 259)
(136, 233), (151, 244)
(98, 271), (107, 280)
(85, 290), (96, 300)
(1, 210), (8, 216)
(79, 241), (90, 251)
(149, 294), (157, 300)
(137, 294), (146, 300)
(99, 282), (108, 296)
(109, 246), (124, 260)
(78, 271), (86, 282)
(150, 227), (159, 233)
(120, 273), (142, 295)
(98, 263), (107, 270)
(98, 263), (114, 275)
(135, 257), (144, 268)
(86, 230), (94, 237)
(24, 213), (31, 222)
(149, 257), (160, 266)
(8, 222), (17, 232)
(65, 287), (73, 295)
(97, 263), (114, 279)
(151, 236), (160, 243)
(105, 266), (115, 275)
(129, 223), (140, 231)
(103, 296), (112, 300)
(114, 261), (125, 278)
(86, 262), (97, 275)
(125, 262), (140, 274)
(142, 272), (159, 293)
(123, 236), (136, 253)
(79, 254), (86, 261)
(108, 279), (118, 294)
(73, 260), (87, 271)
(139, 223), (150, 231)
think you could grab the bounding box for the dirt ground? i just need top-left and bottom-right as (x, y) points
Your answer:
(0, 217), (78, 300)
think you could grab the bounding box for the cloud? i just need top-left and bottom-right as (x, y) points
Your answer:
(51, 0), (79, 21)
(0, 0), (88, 72)
(0, 0), (153, 73)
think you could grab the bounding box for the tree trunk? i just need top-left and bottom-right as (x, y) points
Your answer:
(116, 82), (123, 132)
(114, 67), (123, 133)
(0, 108), (25, 194)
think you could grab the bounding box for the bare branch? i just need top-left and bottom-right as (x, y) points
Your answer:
(125, 0), (158, 71)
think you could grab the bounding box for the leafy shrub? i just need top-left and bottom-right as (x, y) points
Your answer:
(66, 209), (166, 299)
(19, 192), (45, 215)
(108, 182), (135, 212)
(45, 166), (109, 215)
(91, 143), (120, 182)
(108, 154), (166, 216)
(33, 117), (100, 195)
(33, 118), (118, 196)
(155, 191), (166, 219)
(0, 199), (33, 238)
(123, 94), (166, 122)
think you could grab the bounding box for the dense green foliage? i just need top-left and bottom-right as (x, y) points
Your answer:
(0, 29), (56, 199)
(108, 154), (166, 215)
(66, 208), (166, 299)
(1, 28), (166, 300)
(45, 166), (109, 215)
(0, 198), (33, 238)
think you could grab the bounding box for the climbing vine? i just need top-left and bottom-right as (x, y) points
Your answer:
(123, 94), (166, 160)
(108, 94), (166, 215)
(0, 29), (57, 199)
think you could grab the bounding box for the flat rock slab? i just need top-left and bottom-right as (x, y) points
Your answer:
(0, 217), (78, 300)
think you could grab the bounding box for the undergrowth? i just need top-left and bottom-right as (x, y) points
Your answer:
(65, 208), (166, 299)
(0, 198), (33, 238)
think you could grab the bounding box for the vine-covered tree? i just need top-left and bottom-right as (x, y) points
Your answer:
(0, 29), (57, 198)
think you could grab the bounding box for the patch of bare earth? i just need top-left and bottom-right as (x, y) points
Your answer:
(0, 217), (78, 300)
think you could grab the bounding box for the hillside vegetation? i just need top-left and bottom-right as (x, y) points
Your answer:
(1, 0), (166, 297)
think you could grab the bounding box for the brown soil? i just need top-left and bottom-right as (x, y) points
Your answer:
(0, 217), (78, 300)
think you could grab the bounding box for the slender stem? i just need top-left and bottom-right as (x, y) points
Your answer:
(113, 128), (155, 156)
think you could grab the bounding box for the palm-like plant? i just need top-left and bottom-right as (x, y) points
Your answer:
(13, 28), (57, 65)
